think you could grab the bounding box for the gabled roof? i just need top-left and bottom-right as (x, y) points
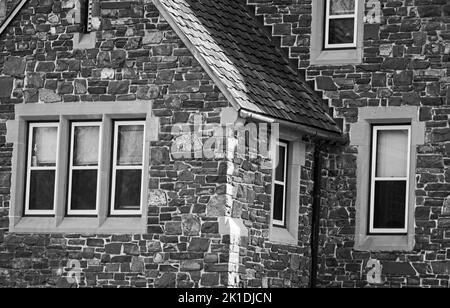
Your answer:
(155, 0), (342, 137)
(0, 0), (28, 35)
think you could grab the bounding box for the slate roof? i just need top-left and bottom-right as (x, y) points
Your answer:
(155, 0), (342, 136)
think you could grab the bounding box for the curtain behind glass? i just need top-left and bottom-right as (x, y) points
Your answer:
(73, 126), (99, 166)
(329, 0), (355, 15)
(117, 125), (144, 166)
(32, 127), (57, 167)
(376, 130), (408, 178)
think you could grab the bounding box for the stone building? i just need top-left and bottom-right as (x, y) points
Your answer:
(0, 0), (449, 288)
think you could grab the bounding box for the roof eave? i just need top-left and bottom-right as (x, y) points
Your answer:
(239, 109), (346, 144)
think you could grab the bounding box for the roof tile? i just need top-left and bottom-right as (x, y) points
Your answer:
(158, 0), (341, 135)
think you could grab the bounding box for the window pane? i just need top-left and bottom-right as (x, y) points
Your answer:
(273, 184), (285, 222)
(114, 169), (142, 210)
(328, 19), (355, 45)
(329, 0), (355, 15)
(31, 126), (57, 167)
(73, 125), (99, 166)
(29, 170), (55, 210)
(373, 181), (407, 230)
(117, 125), (144, 166)
(376, 129), (408, 178)
(275, 145), (286, 182)
(70, 170), (97, 211)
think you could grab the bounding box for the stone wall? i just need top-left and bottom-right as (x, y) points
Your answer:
(1, 233), (235, 287)
(228, 131), (316, 288)
(247, 0), (450, 287)
(0, 0), (242, 287)
(5, 0), (450, 289)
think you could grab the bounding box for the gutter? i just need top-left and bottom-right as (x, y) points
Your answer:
(239, 109), (347, 144)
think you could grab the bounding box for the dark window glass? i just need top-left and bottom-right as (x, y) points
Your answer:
(328, 19), (355, 45)
(275, 145), (286, 182)
(114, 169), (142, 210)
(29, 170), (55, 210)
(70, 170), (97, 211)
(273, 184), (285, 223)
(373, 181), (407, 230)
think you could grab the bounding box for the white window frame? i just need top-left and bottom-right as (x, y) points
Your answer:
(110, 120), (146, 216)
(272, 141), (288, 227)
(324, 0), (358, 49)
(67, 121), (102, 216)
(24, 122), (60, 216)
(369, 125), (411, 234)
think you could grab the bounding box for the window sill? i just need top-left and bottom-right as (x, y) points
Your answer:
(310, 48), (362, 66)
(269, 226), (297, 246)
(354, 234), (414, 252)
(10, 216), (146, 234)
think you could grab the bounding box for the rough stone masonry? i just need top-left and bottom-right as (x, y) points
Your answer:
(0, 0), (237, 288)
(247, 0), (450, 287)
(3, 0), (450, 289)
(0, 0), (308, 288)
